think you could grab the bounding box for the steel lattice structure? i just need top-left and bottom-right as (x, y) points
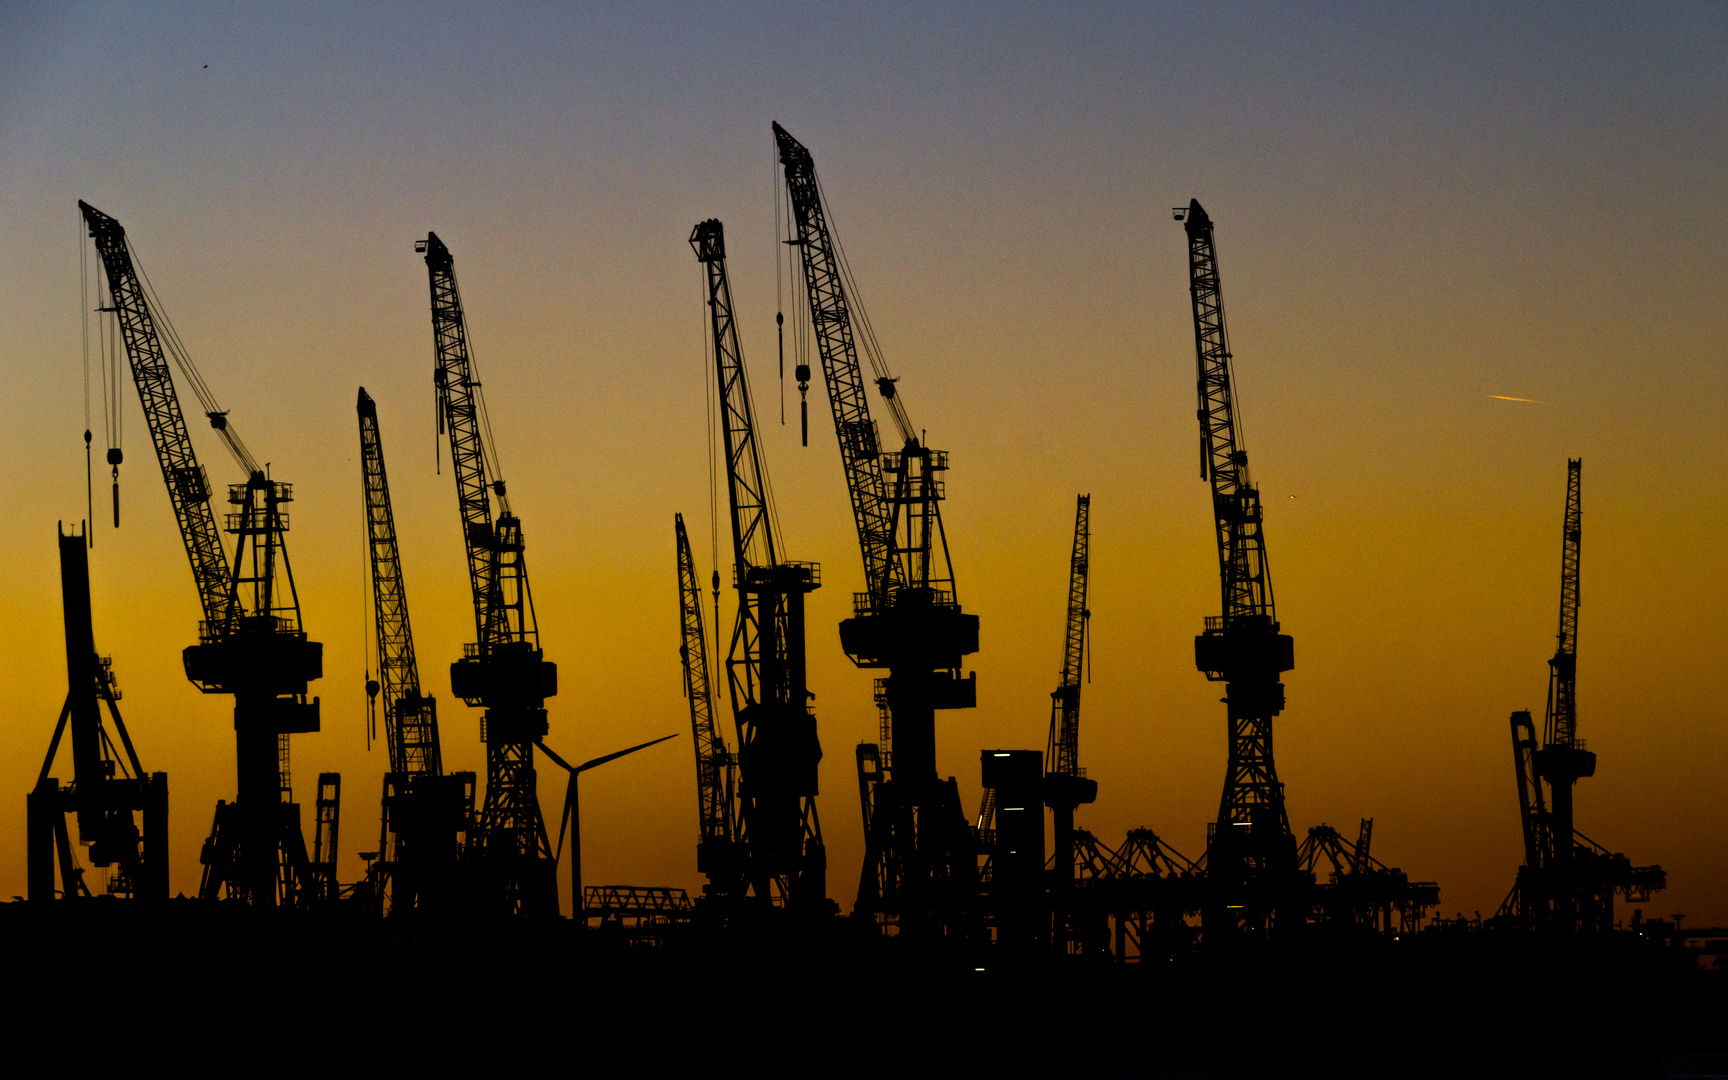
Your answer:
(1044, 494), (1097, 952)
(1546, 460), (1583, 750)
(1047, 495), (1091, 780)
(359, 387), (474, 913)
(421, 232), (557, 917)
(81, 201), (321, 908)
(1178, 199), (1298, 934)
(676, 513), (739, 894)
(692, 220), (827, 908)
(774, 123), (980, 938)
(359, 388), (441, 780)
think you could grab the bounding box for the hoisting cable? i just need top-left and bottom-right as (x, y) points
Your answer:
(815, 173), (914, 444)
(703, 262), (722, 668)
(127, 235), (259, 476)
(80, 210), (94, 544)
(774, 131), (784, 427)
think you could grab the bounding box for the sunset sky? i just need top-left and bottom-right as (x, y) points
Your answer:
(1, 3), (1723, 923)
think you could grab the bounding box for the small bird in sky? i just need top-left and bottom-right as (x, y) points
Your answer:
(203, 64), (208, 69)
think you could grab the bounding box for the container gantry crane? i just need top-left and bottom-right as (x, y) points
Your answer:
(358, 387), (476, 913)
(1176, 200), (1300, 937)
(1044, 494), (1098, 952)
(80, 201), (323, 908)
(28, 525), (169, 901)
(420, 232), (560, 917)
(675, 512), (741, 898)
(774, 122), (981, 938)
(692, 218), (828, 911)
(1502, 460), (1664, 930)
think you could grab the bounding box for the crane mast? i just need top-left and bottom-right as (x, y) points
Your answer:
(80, 201), (321, 908)
(692, 219), (828, 909)
(359, 387), (473, 912)
(774, 123), (979, 937)
(1178, 199), (1298, 933)
(1044, 494), (1097, 952)
(676, 512), (740, 896)
(420, 232), (559, 917)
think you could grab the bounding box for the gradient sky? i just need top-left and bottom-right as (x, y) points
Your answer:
(1, 3), (1723, 923)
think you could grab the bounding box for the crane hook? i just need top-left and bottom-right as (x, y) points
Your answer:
(107, 446), (123, 528)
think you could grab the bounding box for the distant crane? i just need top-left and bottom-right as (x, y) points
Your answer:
(28, 525), (169, 901)
(1176, 200), (1299, 936)
(419, 232), (560, 917)
(358, 387), (477, 912)
(1044, 494), (1098, 952)
(1502, 460), (1664, 930)
(691, 218), (828, 910)
(675, 512), (740, 898)
(774, 122), (980, 938)
(81, 201), (323, 907)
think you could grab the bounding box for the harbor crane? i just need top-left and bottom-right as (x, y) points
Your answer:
(1502, 460), (1664, 930)
(359, 387), (476, 912)
(1044, 494), (1097, 952)
(80, 201), (323, 907)
(692, 218), (828, 910)
(774, 122), (980, 938)
(1176, 199), (1300, 936)
(420, 232), (560, 917)
(28, 525), (169, 901)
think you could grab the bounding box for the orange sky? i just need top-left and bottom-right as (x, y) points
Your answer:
(1, 4), (1723, 923)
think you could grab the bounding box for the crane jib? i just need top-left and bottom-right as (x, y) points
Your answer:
(79, 202), (234, 633)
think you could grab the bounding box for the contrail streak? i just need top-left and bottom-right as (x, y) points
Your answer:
(1487, 394), (1549, 404)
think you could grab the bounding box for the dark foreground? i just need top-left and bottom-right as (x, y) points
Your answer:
(6, 901), (1724, 1078)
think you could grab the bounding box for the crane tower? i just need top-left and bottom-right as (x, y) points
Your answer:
(419, 232), (559, 917)
(692, 219), (828, 909)
(1177, 199), (1299, 936)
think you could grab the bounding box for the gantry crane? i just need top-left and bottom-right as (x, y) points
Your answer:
(1044, 494), (1098, 952)
(1176, 200), (1299, 936)
(1502, 460), (1664, 930)
(80, 201), (323, 908)
(676, 512), (741, 897)
(692, 218), (829, 910)
(419, 232), (559, 917)
(774, 123), (981, 938)
(358, 387), (476, 913)
(28, 524), (169, 901)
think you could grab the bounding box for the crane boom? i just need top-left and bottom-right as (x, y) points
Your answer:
(1184, 201), (1275, 628)
(692, 218), (826, 908)
(772, 122), (900, 605)
(78, 201), (232, 632)
(1546, 460), (1582, 749)
(420, 232), (557, 917)
(1179, 199), (1297, 934)
(359, 388), (441, 778)
(1047, 494), (1091, 780)
(676, 512), (738, 893)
